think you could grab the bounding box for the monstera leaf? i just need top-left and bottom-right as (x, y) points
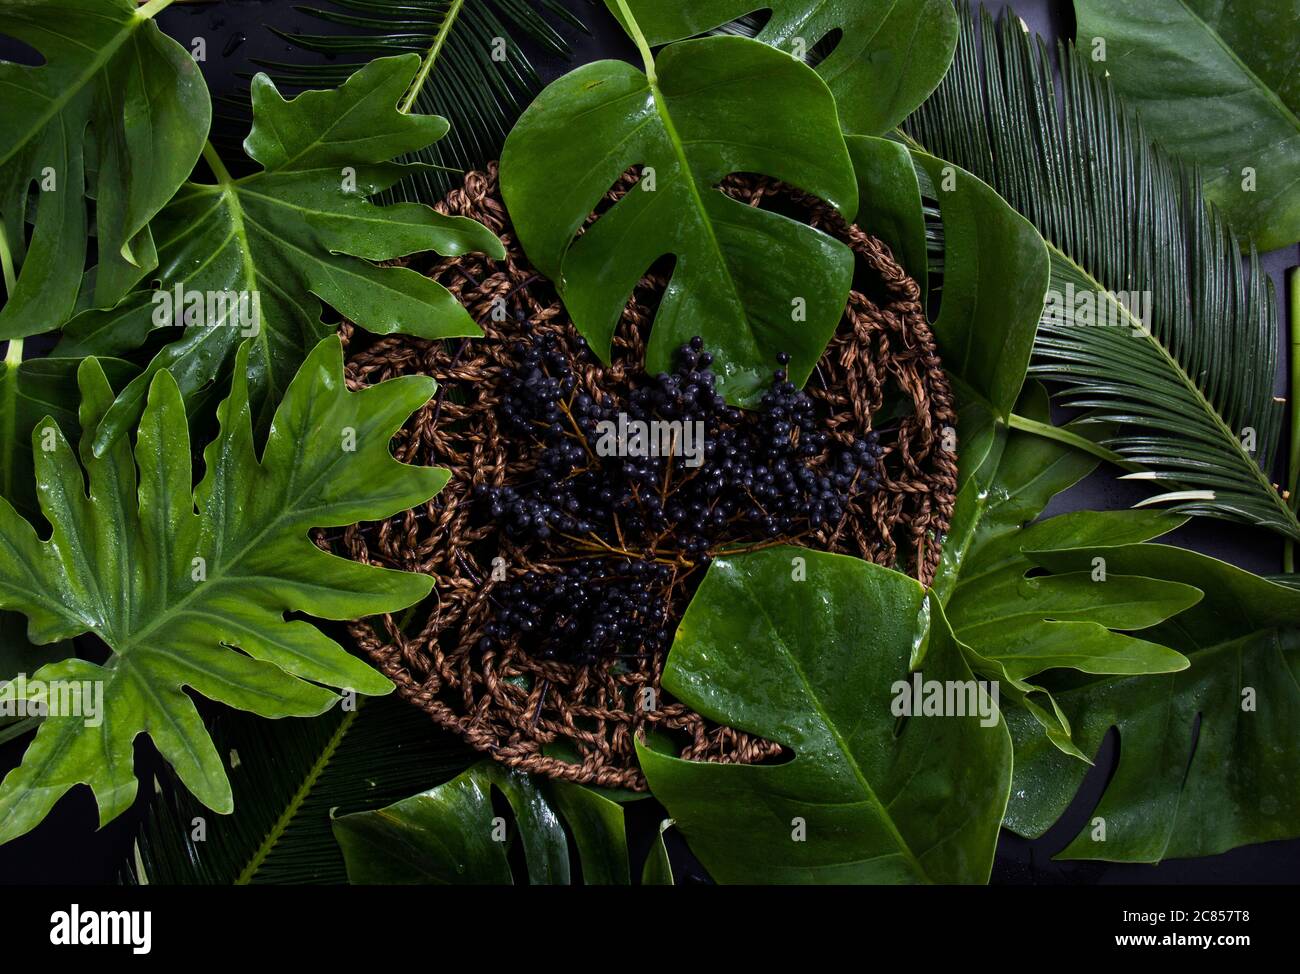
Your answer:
(0, 337), (447, 845)
(1074, 0), (1300, 250)
(639, 548), (1013, 884)
(500, 32), (858, 406)
(606, 0), (958, 135)
(333, 763), (641, 884)
(57, 54), (504, 453)
(1005, 545), (1300, 862)
(0, 0), (210, 338)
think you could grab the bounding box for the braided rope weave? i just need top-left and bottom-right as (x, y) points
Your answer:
(323, 166), (957, 790)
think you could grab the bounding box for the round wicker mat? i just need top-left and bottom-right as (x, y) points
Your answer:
(322, 166), (957, 790)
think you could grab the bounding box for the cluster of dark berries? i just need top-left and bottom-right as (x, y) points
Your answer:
(475, 335), (882, 662)
(482, 560), (673, 665)
(480, 338), (881, 550)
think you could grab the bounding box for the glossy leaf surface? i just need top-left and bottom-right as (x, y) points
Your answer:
(1075, 0), (1300, 250)
(640, 548), (1013, 884)
(0, 337), (446, 844)
(501, 35), (857, 406)
(57, 55), (503, 451)
(333, 763), (636, 884)
(0, 0), (210, 338)
(1007, 545), (1300, 861)
(607, 0), (958, 135)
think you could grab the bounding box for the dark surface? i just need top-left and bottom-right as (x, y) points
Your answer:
(0, 0), (1296, 885)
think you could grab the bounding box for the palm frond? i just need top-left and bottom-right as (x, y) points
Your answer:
(904, 4), (1296, 540)
(252, 0), (583, 201)
(123, 696), (473, 885)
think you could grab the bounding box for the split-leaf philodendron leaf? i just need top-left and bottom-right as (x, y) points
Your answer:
(56, 54), (504, 453)
(1074, 0), (1300, 251)
(0, 336), (447, 845)
(854, 122), (1294, 859)
(0, 356), (137, 519)
(938, 386), (1200, 760)
(639, 547), (1013, 884)
(941, 385), (1198, 684)
(0, 0), (211, 338)
(1006, 544), (1300, 862)
(333, 763), (638, 884)
(606, 0), (958, 135)
(500, 34), (858, 407)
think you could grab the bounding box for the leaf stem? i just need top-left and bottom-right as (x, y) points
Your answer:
(613, 0), (657, 82)
(235, 700), (364, 884)
(399, 0), (465, 114)
(135, 0), (177, 20)
(1008, 412), (1136, 471)
(201, 140), (235, 185)
(0, 223), (20, 369)
(1, 222), (22, 502)
(0, 717), (40, 747)
(1285, 268), (1299, 572)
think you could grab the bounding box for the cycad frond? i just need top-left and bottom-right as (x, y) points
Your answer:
(123, 697), (473, 885)
(905, 4), (1296, 540)
(255, 0), (583, 201)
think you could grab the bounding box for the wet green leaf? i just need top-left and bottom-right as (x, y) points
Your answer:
(0, 337), (447, 844)
(57, 55), (503, 451)
(0, 0), (210, 337)
(640, 548), (1013, 884)
(1075, 0), (1300, 250)
(501, 35), (857, 406)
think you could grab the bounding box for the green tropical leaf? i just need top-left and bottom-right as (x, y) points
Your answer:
(846, 136), (1199, 756)
(603, 0), (958, 136)
(942, 386), (1198, 685)
(639, 547), (1013, 885)
(641, 819), (676, 885)
(0, 336), (447, 845)
(938, 387), (1201, 760)
(56, 55), (504, 453)
(846, 134), (1050, 427)
(0, 0), (210, 338)
(500, 32), (858, 406)
(1005, 544), (1300, 862)
(1074, 0), (1300, 251)
(911, 149), (1048, 424)
(0, 608), (71, 717)
(332, 763), (639, 884)
(845, 136), (929, 296)
(0, 353), (132, 702)
(0, 354), (136, 519)
(258, 0), (584, 203)
(905, 6), (1296, 541)
(124, 697), (473, 885)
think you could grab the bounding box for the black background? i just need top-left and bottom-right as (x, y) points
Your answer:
(0, 0), (1296, 885)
